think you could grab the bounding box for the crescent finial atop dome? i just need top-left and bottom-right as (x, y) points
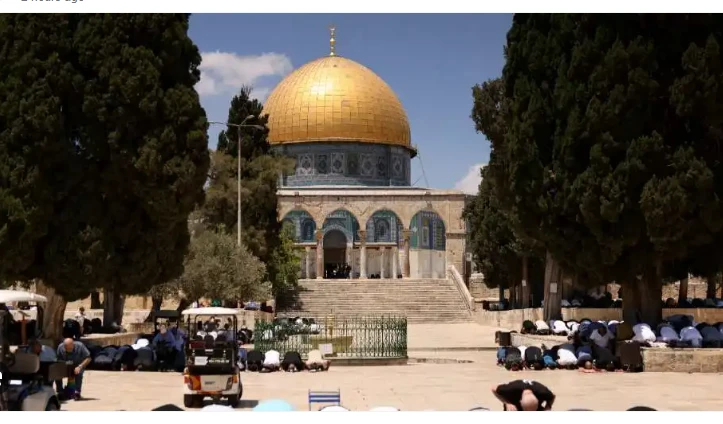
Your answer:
(329, 25), (336, 56)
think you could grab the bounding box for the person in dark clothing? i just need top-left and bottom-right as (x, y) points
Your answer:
(591, 343), (618, 371)
(281, 351), (304, 372)
(492, 380), (555, 411)
(503, 346), (523, 371)
(523, 346), (544, 370)
(247, 350), (264, 372)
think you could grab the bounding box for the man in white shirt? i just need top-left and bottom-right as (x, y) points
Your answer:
(556, 344), (577, 368)
(679, 326), (703, 347)
(261, 349), (281, 372)
(632, 323), (656, 343)
(657, 324), (679, 343)
(551, 320), (568, 335)
(74, 307), (88, 335)
(590, 326), (614, 349)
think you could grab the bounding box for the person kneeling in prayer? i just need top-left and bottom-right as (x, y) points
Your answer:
(281, 351), (304, 372)
(491, 379), (555, 411)
(591, 343), (618, 371)
(524, 346), (544, 370)
(306, 349), (331, 372)
(246, 350), (264, 372)
(261, 349), (281, 372)
(556, 344), (577, 369)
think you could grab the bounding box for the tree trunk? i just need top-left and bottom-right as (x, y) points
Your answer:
(622, 274), (663, 326)
(678, 277), (688, 304)
(521, 256), (530, 308)
(176, 298), (191, 313)
(102, 289), (125, 326)
(34, 281), (67, 344)
(143, 297), (164, 323)
(90, 291), (103, 309)
(542, 251), (562, 321)
(706, 273), (718, 299)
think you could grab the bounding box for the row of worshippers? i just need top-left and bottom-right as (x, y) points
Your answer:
(521, 317), (723, 347)
(241, 348), (330, 373)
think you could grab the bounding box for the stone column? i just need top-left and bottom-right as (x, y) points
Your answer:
(358, 230), (367, 279)
(402, 229), (411, 278)
(392, 246), (399, 279)
(315, 230), (324, 280)
(304, 246), (311, 279)
(380, 246), (386, 279)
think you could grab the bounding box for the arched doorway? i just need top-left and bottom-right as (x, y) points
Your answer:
(409, 210), (447, 278)
(323, 230), (347, 279)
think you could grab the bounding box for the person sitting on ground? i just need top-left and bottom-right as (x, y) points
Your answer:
(556, 343), (577, 369)
(523, 346), (544, 370)
(534, 320), (551, 335)
(491, 379), (555, 411)
(700, 324), (723, 347)
(246, 349), (264, 372)
(306, 349), (331, 372)
(679, 325), (703, 347)
(261, 349), (281, 372)
(503, 346), (523, 371)
(590, 325), (614, 350)
(281, 351), (304, 372)
(56, 338), (91, 400)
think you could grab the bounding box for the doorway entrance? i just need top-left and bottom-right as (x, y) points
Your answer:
(323, 230), (347, 279)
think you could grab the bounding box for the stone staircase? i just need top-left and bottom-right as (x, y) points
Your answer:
(281, 278), (473, 323)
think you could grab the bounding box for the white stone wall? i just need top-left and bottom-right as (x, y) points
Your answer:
(409, 249), (446, 278)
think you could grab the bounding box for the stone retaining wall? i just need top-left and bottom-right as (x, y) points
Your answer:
(474, 307), (723, 330)
(506, 332), (723, 373)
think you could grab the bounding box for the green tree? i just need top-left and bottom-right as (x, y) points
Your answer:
(154, 228), (269, 305)
(500, 14), (723, 324)
(202, 87), (295, 302)
(269, 222), (301, 308)
(0, 14), (208, 336)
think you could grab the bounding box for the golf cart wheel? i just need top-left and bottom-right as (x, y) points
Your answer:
(227, 394), (240, 408)
(45, 400), (60, 411)
(184, 395), (203, 408)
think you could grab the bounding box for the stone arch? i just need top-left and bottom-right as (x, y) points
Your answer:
(408, 209), (446, 278)
(281, 209), (317, 243)
(409, 209), (446, 250)
(365, 209), (404, 244)
(322, 209), (360, 242)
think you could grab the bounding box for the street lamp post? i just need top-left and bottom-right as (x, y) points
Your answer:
(208, 116), (265, 247)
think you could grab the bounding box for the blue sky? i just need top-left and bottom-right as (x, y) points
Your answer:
(189, 14), (512, 193)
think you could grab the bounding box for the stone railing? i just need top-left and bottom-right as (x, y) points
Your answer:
(447, 265), (475, 311)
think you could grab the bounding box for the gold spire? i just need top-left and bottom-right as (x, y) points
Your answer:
(329, 25), (336, 56)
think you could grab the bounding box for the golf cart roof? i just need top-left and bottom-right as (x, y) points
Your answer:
(0, 290), (48, 303)
(181, 307), (239, 316)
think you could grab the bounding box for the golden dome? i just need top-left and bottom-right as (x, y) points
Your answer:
(263, 55), (412, 149)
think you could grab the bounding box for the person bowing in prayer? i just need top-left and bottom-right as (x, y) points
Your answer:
(491, 379), (555, 411)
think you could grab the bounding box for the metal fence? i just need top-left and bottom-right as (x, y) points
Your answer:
(254, 316), (407, 359)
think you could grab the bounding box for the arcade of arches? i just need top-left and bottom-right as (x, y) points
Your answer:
(279, 188), (467, 279)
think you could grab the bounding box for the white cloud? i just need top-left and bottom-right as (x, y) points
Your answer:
(196, 51), (293, 98)
(454, 163), (487, 194)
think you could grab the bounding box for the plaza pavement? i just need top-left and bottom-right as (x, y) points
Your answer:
(60, 323), (723, 411)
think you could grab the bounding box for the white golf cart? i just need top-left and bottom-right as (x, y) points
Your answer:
(181, 307), (243, 408)
(0, 290), (64, 411)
